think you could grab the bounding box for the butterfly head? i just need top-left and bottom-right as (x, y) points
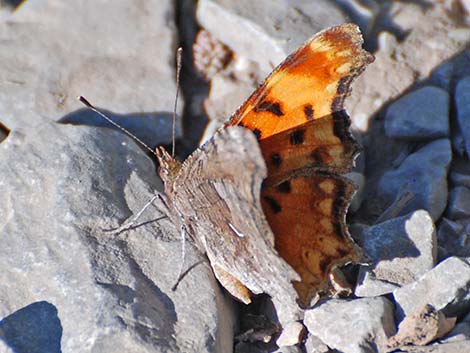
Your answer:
(155, 146), (182, 186)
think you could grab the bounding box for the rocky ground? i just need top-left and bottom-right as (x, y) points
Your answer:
(1, 1), (470, 353)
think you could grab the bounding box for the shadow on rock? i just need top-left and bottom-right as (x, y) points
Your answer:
(0, 301), (62, 353)
(59, 108), (175, 149)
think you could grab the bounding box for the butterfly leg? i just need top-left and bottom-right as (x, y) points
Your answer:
(172, 225), (187, 290)
(109, 193), (168, 235)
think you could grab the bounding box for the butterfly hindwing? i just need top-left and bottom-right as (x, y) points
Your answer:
(261, 173), (361, 306)
(260, 111), (359, 186)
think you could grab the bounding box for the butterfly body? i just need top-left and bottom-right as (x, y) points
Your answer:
(157, 23), (374, 322)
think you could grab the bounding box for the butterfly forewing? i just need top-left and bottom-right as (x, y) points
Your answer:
(228, 23), (374, 140)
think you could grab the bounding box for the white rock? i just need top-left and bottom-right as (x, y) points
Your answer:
(394, 257), (470, 320)
(304, 297), (395, 353)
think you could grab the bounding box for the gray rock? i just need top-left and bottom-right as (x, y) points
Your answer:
(196, 0), (346, 77)
(0, 0), (179, 145)
(385, 86), (450, 140)
(234, 342), (266, 353)
(271, 345), (303, 353)
(0, 302), (62, 353)
(394, 257), (470, 320)
(397, 340), (470, 353)
(446, 186), (470, 219)
(0, 3), (235, 351)
(449, 158), (470, 188)
(377, 139), (452, 221)
(346, 3), (468, 133)
(429, 51), (470, 91)
(355, 210), (437, 290)
(195, 0), (349, 135)
(437, 218), (470, 258)
(456, 77), (470, 158)
(440, 321), (470, 343)
(304, 334), (332, 353)
(355, 269), (401, 297)
(304, 297), (395, 353)
(0, 122), (235, 353)
(452, 127), (467, 157)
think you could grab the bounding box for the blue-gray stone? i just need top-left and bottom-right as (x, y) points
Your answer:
(385, 86), (450, 140)
(455, 77), (470, 158)
(356, 210), (436, 289)
(377, 139), (452, 220)
(446, 186), (470, 220)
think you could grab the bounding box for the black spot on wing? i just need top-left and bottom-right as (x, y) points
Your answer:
(264, 196), (282, 214)
(319, 257), (330, 274)
(252, 128), (262, 140)
(270, 153), (282, 167)
(304, 104), (314, 120)
(309, 146), (329, 164)
(254, 100), (284, 116)
(290, 129), (305, 145)
(337, 248), (349, 258)
(277, 181), (291, 193)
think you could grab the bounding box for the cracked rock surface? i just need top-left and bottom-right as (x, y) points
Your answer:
(1, 0), (470, 353)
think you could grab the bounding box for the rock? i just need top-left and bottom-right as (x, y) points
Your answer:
(348, 3), (468, 132)
(276, 322), (305, 347)
(304, 334), (332, 353)
(394, 257), (470, 320)
(355, 210), (437, 290)
(429, 51), (470, 91)
(440, 321), (470, 343)
(271, 345), (303, 353)
(384, 86), (450, 140)
(452, 127), (467, 157)
(234, 342), (267, 353)
(355, 269), (401, 297)
(398, 340), (470, 353)
(235, 341), (303, 353)
(0, 122), (235, 353)
(202, 73), (255, 125)
(437, 218), (470, 258)
(455, 76), (470, 158)
(449, 158), (470, 188)
(0, 301), (62, 353)
(377, 139), (452, 221)
(195, 0), (349, 136)
(304, 297), (395, 353)
(446, 187), (470, 219)
(0, 0), (179, 145)
(195, 0), (346, 77)
(59, 108), (175, 150)
(386, 304), (456, 351)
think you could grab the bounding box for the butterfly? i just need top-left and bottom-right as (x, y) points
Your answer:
(156, 23), (374, 325)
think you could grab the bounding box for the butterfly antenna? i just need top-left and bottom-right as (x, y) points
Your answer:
(172, 47), (183, 158)
(78, 96), (159, 158)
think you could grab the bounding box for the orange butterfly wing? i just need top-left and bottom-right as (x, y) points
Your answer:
(228, 23), (374, 306)
(228, 23), (372, 140)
